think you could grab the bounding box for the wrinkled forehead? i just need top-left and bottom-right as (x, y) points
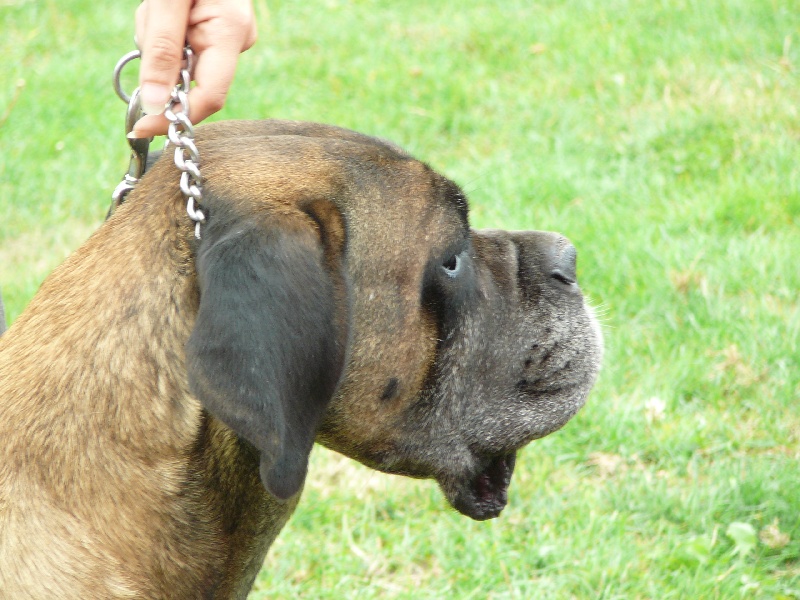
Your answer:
(336, 149), (467, 226)
(198, 130), (469, 255)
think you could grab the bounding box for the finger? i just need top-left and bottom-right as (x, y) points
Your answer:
(132, 42), (242, 137)
(137, 0), (192, 116)
(134, 2), (146, 46)
(245, 16), (258, 50)
(131, 43), (238, 138)
(182, 43), (240, 125)
(130, 113), (170, 138)
(183, 2), (257, 123)
(188, 0), (258, 51)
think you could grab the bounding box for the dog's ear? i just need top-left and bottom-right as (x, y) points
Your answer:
(186, 198), (349, 500)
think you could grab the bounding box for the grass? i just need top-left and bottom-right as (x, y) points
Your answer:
(1, 0), (798, 597)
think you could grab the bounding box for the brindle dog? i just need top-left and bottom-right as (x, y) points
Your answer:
(0, 120), (602, 599)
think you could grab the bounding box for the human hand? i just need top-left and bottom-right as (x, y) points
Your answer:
(132, 0), (257, 138)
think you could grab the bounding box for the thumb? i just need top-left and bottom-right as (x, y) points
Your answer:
(136, 0), (192, 115)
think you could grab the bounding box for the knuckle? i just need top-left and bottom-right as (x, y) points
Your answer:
(203, 92), (226, 114)
(220, 6), (256, 48)
(246, 24), (258, 49)
(227, 5), (254, 29)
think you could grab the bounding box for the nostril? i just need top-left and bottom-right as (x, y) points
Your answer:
(551, 269), (576, 285)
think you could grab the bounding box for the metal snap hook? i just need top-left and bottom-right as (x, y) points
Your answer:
(110, 86), (153, 212)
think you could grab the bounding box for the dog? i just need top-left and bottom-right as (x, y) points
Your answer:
(0, 120), (602, 599)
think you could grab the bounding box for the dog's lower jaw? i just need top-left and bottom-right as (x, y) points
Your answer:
(440, 452), (517, 521)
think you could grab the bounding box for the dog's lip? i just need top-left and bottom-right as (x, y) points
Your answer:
(446, 452), (517, 521)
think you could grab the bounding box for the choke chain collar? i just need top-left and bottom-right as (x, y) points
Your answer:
(111, 44), (206, 239)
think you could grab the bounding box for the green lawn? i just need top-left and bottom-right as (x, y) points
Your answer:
(1, 0), (798, 598)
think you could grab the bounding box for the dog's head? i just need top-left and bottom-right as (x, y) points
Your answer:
(178, 120), (602, 519)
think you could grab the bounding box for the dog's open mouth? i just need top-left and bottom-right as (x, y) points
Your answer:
(448, 452), (517, 521)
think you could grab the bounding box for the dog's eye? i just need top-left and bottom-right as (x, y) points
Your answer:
(442, 253), (462, 277)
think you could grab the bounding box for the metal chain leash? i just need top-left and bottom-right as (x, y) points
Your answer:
(164, 46), (206, 239)
(112, 44), (206, 238)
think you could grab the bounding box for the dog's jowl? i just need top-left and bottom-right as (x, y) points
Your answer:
(0, 120), (602, 599)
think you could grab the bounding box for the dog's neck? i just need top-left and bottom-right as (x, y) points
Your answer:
(1, 186), (199, 466)
(0, 187), (298, 597)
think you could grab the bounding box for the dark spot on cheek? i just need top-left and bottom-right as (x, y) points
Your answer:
(380, 377), (400, 402)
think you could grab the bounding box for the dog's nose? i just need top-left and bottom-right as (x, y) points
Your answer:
(547, 237), (577, 286)
(510, 231), (580, 297)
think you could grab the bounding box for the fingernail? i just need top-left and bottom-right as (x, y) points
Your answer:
(140, 83), (171, 115)
(127, 131), (150, 140)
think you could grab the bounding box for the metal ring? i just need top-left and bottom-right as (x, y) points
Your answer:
(174, 148), (187, 171)
(179, 136), (200, 162)
(171, 136), (199, 164)
(113, 49), (142, 103)
(167, 122), (183, 146)
(175, 89), (190, 118)
(184, 161), (203, 183)
(174, 153), (202, 183)
(174, 112), (195, 137)
(179, 69), (192, 95)
(181, 172), (203, 200)
(184, 46), (195, 78)
(187, 197), (205, 221)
